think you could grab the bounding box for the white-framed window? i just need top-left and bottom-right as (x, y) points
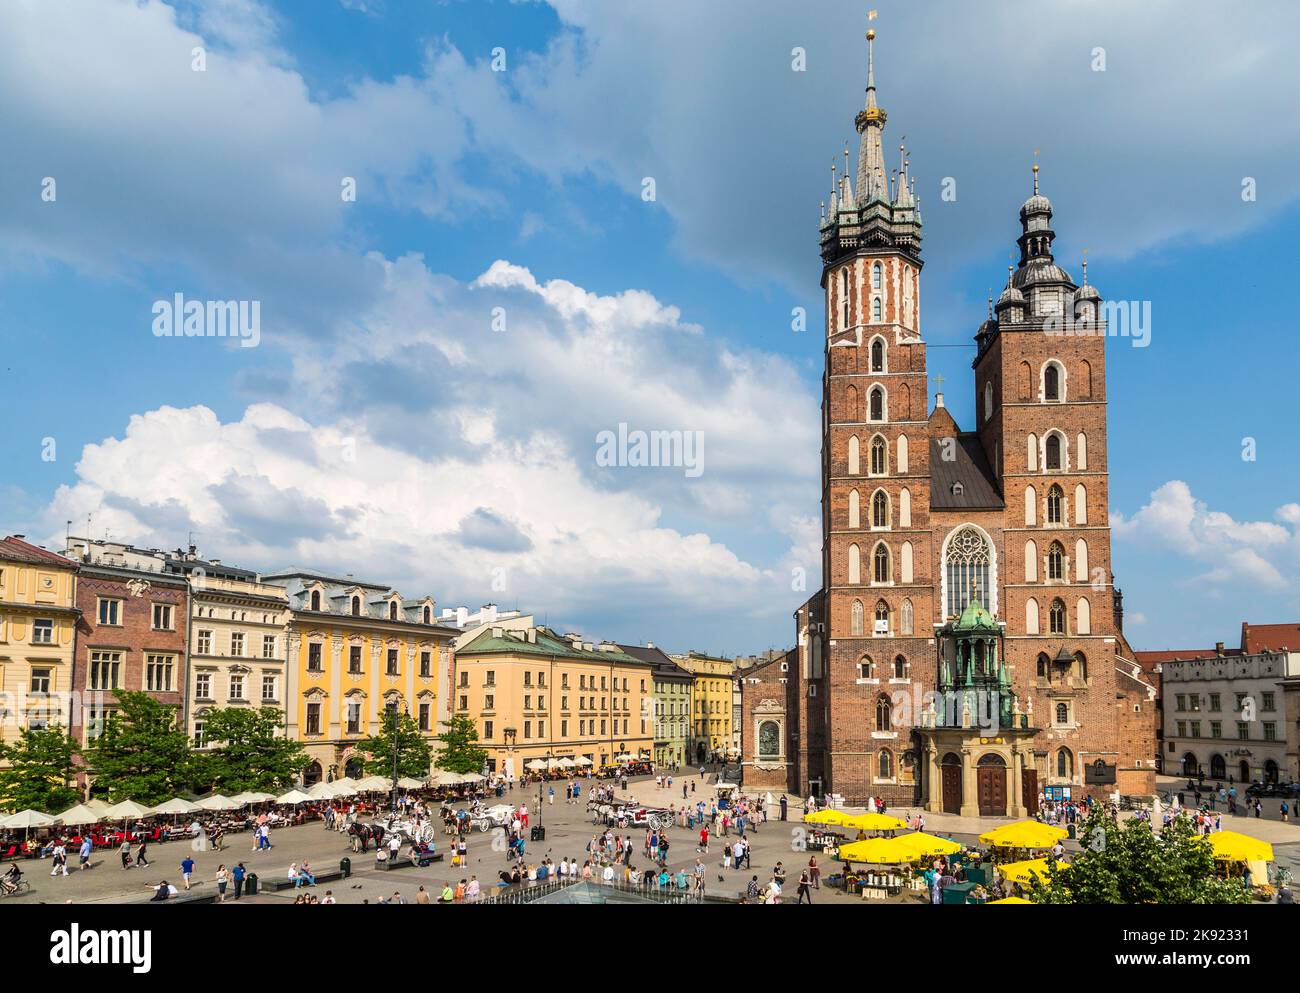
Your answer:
(195, 672), (212, 700)
(231, 632), (245, 657)
(145, 653), (174, 692)
(229, 674), (246, 701)
(32, 618), (54, 644)
(151, 602), (173, 630)
(197, 629), (212, 655)
(262, 634), (276, 659)
(262, 674), (277, 701)
(89, 650), (122, 690)
(97, 598), (122, 626)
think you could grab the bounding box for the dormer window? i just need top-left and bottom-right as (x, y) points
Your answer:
(351, 595), (361, 616)
(389, 601), (399, 621)
(310, 590), (321, 612)
(951, 482), (964, 497)
(423, 606), (431, 624)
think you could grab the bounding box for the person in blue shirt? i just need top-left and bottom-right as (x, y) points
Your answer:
(180, 856), (195, 890)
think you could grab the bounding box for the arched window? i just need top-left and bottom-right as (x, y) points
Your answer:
(900, 598), (913, 635)
(1077, 433), (1088, 470)
(874, 600), (890, 634)
(878, 749), (894, 779)
(1026, 433), (1038, 471)
(351, 595), (361, 616)
(846, 384), (858, 422)
(1057, 747), (1073, 778)
(1046, 485), (1064, 525)
(893, 655), (906, 679)
(869, 387), (885, 421)
(875, 695), (892, 731)
(1026, 597), (1040, 635)
(1045, 433), (1062, 470)
(389, 601), (399, 621)
(900, 541), (913, 582)
(871, 297), (883, 322)
(850, 599), (864, 636)
(1056, 703), (1069, 725)
(870, 435), (887, 475)
(872, 490), (889, 528)
(1080, 359), (1092, 398)
(899, 488), (912, 527)
(859, 656), (874, 680)
(871, 338), (885, 372)
(1036, 653), (1049, 679)
(1025, 485), (1037, 526)
(1049, 598), (1066, 635)
(1024, 539), (1038, 582)
(1044, 362), (1061, 401)
(983, 381), (993, 421)
(840, 268), (850, 329)
(422, 606), (431, 623)
(1047, 542), (1064, 581)
(1077, 596), (1091, 635)
(848, 544), (861, 584)
(944, 526), (991, 618)
(1019, 361), (1032, 400)
(848, 435), (860, 475)
(1075, 652), (1088, 682)
(848, 489), (861, 529)
(897, 435), (909, 472)
(1075, 538), (1088, 582)
(873, 542), (891, 584)
(1075, 484), (1088, 525)
(310, 590), (321, 612)
(871, 261), (883, 290)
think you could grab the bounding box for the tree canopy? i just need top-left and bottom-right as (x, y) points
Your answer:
(193, 707), (309, 793)
(0, 726), (81, 813)
(82, 691), (196, 805)
(434, 715), (488, 774)
(354, 708), (431, 779)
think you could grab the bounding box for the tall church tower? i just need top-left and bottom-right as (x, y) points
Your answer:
(819, 27), (936, 799)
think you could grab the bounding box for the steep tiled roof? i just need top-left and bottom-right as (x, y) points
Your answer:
(1241, 622), (1300, 654)
(929, 434), (1003, 510)
(0, 536), (76, 568)
(459, 627), (649, 666)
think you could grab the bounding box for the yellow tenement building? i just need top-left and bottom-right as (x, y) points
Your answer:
(674, 651), (737, 765)
(0, 536), (79, 753)
(261, 569), (458, 784)
(452, 626), (654, 778)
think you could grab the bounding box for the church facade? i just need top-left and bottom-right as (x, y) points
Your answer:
(742, 30), (1156, 812)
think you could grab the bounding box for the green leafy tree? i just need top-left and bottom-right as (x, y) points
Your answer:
(1030, 808), (1251, 904)
(434, 715), (488, 774)
(0, 726), (81, 813)
(82, 691), (194, 805)
(355, 708), (431, 779)
(195, 707), (309, 793)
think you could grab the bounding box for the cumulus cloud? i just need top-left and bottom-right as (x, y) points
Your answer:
(1112, 480), (1297, 591)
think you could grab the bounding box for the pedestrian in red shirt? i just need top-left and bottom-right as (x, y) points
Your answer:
(699, 827), (709, 853)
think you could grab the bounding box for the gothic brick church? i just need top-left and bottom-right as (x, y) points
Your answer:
(740, 30), (1156, 814)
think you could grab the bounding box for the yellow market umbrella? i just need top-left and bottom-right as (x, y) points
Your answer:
(996, 858), (1064, 885)
(978, 820), (1068, 849)
(837, 836), (916, 865)
(840, 812), (907, 832)
(1208, 831), (1273, 863)
(893, 831), (963, 858)
(803, 809), (852, 827)
(988, 896), (1033, 904)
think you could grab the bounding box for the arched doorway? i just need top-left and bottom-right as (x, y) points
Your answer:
(940, 753), (962, 815)
(1238, 760), (1250, 784)
(1265, 760), (1280, 784)
(303, 760), (323, 786)
(345, 757), (364, 779)
(1182, 753), (1198, 777)
(1209, 754), (1226, 781)
(976, 753), (1007, 817)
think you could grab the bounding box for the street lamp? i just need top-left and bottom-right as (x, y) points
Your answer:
(389, 701), (409, 817)
(504, 727), (517, 787)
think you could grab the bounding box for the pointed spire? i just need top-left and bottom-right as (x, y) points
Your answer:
(854, 23), (889, 204)
(1081, 249), (1089, 285)
(987, 290), (993, 319)
(1032, 161), (1040, 195)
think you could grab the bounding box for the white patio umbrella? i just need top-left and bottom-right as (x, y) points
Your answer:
(431, 771), (464, 787)
(326, 782), (357, 798)
(396, 776), (427, 790)
(459, 772), (485, 784)
(56, 803), (104, 827)
(525, 759), (548, 771)
(230, 791), (276, 804)
(275, 789), (313, 805)
(306, 782), (337, 799)
(353, 776), (391, 792)
(197, 794), (240, 812)
(1, 809), (56, 830)
(555, 758), (576, 769)
(83, 799), (114, 815)
(150, 798), (200, 816)
(102, 800), (152, 821)
(573, 756), (592, 765)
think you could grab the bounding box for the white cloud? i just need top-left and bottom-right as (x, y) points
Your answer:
(1112, 480), (1297, 591)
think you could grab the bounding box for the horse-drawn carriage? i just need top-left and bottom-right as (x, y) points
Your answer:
(470, 804), (514, 833)
(588, 800), (674, 831)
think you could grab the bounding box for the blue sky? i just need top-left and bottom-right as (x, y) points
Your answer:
(1, 0), (1297, 655)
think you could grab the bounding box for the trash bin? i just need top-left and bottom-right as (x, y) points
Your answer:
(531, 826), (546, 842)
(340, 856), (351, 878)
(245, 872), (258, 895)
(1067, 824), (1077, 840)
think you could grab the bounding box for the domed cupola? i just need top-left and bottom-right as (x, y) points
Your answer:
(994, 265), (1026, 323)
(1072, 255), (1101, 324)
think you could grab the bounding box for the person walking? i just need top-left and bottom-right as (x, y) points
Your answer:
(231, 862), (246, 900)
(50, 842), (68, 877)
(135, 839), (151, 868)
(215, 864), (228, 902)
(79, 835), (93, 871)
(180, 855), (195, 890)
(119, 839), (132, 869)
